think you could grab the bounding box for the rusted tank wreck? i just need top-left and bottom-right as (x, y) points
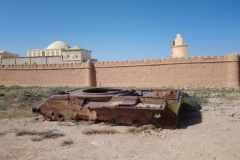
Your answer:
(32, 88), (200, 128)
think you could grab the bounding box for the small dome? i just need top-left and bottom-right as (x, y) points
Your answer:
(71, 46), (82, 49)
(47, 41), (70, 49)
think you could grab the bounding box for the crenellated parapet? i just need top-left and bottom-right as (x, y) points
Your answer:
(0, 62), (86, 70)
(92, 53), (239, 68)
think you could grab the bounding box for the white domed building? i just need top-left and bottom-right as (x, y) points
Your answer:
(27, 41), (92, 62)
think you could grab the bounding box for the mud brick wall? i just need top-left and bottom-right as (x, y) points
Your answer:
(93, 53), (239, 88)
(0, 63), (87, 87)
(0, 53), (239, 88)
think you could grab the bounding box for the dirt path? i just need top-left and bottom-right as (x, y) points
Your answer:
(0, 98), (240, 160)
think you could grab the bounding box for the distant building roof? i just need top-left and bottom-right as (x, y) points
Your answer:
(70, 46), (82, 49)
(0, 50), (11, 54)
(46, 41), (70, 49)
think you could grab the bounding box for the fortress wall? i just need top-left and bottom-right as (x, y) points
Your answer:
(93, 53), (239, 88)
(0, 63), (86, 87)
(0, 53), (239, 88)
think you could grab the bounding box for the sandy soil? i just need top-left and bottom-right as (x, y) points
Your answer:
(0, 97), (240, 160)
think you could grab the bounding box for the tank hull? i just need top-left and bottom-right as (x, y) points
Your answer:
(32, 88), (199, 128)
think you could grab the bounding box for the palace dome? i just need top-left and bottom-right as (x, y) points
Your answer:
(47, 41), (70, 49)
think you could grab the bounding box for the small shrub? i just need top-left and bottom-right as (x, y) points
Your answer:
(61, 140), (74, 146)
(0, 93), (5, 97)
(31, 137), (43, 142)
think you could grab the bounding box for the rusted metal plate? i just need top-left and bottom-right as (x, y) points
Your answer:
(32, 88), (199, 128)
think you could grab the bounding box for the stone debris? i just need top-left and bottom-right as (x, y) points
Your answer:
(203, 103), (215, 111)
(233, 113), (240, 119)
(90, 141), (98, 146)
(140, 124), (156, 130)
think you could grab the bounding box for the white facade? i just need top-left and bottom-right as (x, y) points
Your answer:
(26, 41), (92, 62)
(171, 34), (188, 58)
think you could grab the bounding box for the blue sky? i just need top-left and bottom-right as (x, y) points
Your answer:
(0, 0), (239, 61)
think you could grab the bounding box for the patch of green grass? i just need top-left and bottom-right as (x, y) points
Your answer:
(61, 140), (74, 146)
(182, 87), (240, 99)
(0, 85), (24, 94)
(194, 96), (208, 104)
(82, 129), (118, 135)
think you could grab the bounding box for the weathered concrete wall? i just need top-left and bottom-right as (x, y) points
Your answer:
(1, 56), (63, 65)
(2, 59), (16, 65)
(0, 53), (239, 88)
(46, 57), (63, 64)
(16, 58), (31, 65)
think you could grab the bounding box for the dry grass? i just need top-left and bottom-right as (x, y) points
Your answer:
(74, 120), (94, 126)
(0, 109), (33, 119)
(31, 137), (43, 142)
(126, 125), (159, 134)
(126, 128), (142, 134)
(82, 129), (118, 135)
(58, 122), (73, 126)
(42, 132), (65, 139)
(61, 140), (74, 146)
(16, 130), (39, 136)
(0, 132), (7, 136)
(0, 86), (75, 119)
(16, 130), (65, 140)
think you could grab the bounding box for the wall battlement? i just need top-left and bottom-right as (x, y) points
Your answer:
(0, 62), (86, 70)
(93, 53), (239, 68)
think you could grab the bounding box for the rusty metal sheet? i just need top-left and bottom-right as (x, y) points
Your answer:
(140, 90), (180, 99)
(119, 96), (138, 106)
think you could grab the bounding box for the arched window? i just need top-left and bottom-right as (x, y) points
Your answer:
(42, 51), (45, 56)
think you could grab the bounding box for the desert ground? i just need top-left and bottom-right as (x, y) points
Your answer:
(0, 88), (240, 160)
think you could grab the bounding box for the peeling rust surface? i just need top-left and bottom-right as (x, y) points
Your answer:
(33, 88), (200, 128)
